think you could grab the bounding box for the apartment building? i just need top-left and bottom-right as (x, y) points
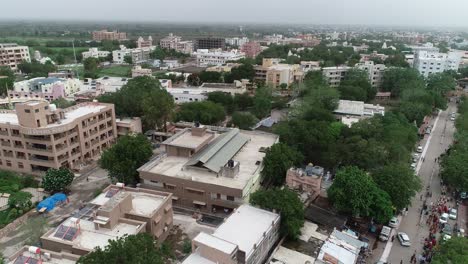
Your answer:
(0, 43), (31, 72)
(8, 246), (80, 264)
(39, 184), (172, 256)
(226, 37), (249, 47)
(138, 125), (278, 213)
(137, 36), (153, 48)
(81, 48), (110, 59)
(414, 50), (461, 77)
(116, 117), (142, 136)
(196, 49), (245, 66)
(322, 66), (351, 87)
(0, 101), (117, 175)
(183, 204), (280, 264)
(92, 30), (127, 41)
(167, 80), (250, 104)
(131, 65), (152, 77)
(254, 58), (304, 88)
(12, 77), (83, 100)
(355, 61), (386, 88)
(159, 33), (193, 54)
(241, 42), (262, 58)
(112, 46), (154, 64)
(194, 37), (225, 50)
(286, 164), (324, 200)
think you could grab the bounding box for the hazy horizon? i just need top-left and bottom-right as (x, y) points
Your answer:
(2, 0), (468, 28)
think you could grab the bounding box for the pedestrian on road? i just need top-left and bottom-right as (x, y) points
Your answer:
(411, 252), (416, 263)
(400, 260), (403, 264)
(391, 235), (395, 242)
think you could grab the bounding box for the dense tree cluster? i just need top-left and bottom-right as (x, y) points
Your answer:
(338, 69), (376, 102)
(18, 60), (57, 78)
(0, 67), (15, 95)
(42, 168), (75, 193)
(260, 143), (303, 187)
(175, 101), (226, 125)
(231, 112), (258, 130)
(431, 237), (468, 264)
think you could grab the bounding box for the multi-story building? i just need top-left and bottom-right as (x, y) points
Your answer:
(414, 50), (461, 77)
(92, 30), (127, 41)
(254, 58), (304, 88)
(286, 164), (324, 199)
(131, 65), (152, 77)
(137, 36), (153, 48)
(81, 48), (110, 59)
(37, 184), (173, 256)
(116, 117), (142, 137)
(138, 125), (278, 213)
(159, 33), (193, 54)
(12, 77), (83, 100)
(0, 43), (31, 72)
(241, 42), (262, 58)
(112, 46), (154, 64)
(194, 37), (225, 50)
(196, 49), (245, 66)
(322, 66), (351, 87)
(184, 205), (280, 264)
(355, 61), (386, 88)
(334, 99), (385, 127)
(226, 37), (249, 47)
(300, 61), (321, 72)
(0, 101), (117, 175)
(167, 80), (250, 104)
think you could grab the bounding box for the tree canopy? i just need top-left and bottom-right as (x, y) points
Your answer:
(99, 134), (153, 185)
(231, 112), (257, 130)
(176, 101), (226, 125)
(432, 237), (468, 264)
(250, 188), (304, 240)
(42, 168), (74, 193)
(338, 69), (375, 102)
(253, 86), (272, 119)
(77, 234), (164, 264)
(83, 57), (100, 79)
(261, 143), (304, 187)
(0, 66), (15, 95)
(18, 60), (57, 78)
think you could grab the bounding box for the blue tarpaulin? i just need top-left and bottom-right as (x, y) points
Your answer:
(36, 193), (67, 212)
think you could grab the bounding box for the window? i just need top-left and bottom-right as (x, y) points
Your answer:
(227, 196), (235, 201)
(24, 109), (30, 113)
(6, 160), (12, 167)
(35, 109), (39, 113)
(18, 162), (23, 169)
(164, 183), (176, 190)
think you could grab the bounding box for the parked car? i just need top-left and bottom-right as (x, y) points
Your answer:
(379, 226), (392, 241)
(410, 163), (417, 170)
(449, 208), (457, 220)
(450, 116), (456, 121)
(417, 145), (423, 153)
(440, 213), (449, 224)
(397, 232), (411, 247)
(443, 234), (452, 241)
(442, 224), (452, 235)
(389, 217), (399, 228)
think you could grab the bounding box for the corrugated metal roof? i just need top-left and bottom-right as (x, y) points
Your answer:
(186, 128), (249, 173)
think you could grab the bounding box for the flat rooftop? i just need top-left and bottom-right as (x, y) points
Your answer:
(182, 252), (216, 264)
(270, 246), (315, 264)
(141, 130), (278, 191)
(165, 128), (214, 149)
(9, 249), (77, 264)
(334, 100), (364, 116)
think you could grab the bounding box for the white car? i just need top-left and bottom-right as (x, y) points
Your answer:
(417, 146), (423, 153)
(450, 116), (456, 121)
(397, 232), (411, 247)
(440, 213), (449, 224)
(389, 217), (398, 228)
(410, 163), (417, 170)
(449, 208), (457, 220)
(443, 234), (452, 241)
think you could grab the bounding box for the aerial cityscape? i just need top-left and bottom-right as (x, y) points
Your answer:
(0, 0), (467, 263)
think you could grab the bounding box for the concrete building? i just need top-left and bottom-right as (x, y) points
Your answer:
(286, 164), (324, 200)
(322, 66), (351, 87)
(131, 65), (152, 77)
(206, 63), (241, 73)
(92, 30), (127, 41)
(40, 184), (173, 256)
(183, 205), (280, 264)
(300, 61), (321, 72)
(95, 76), (129, 93)
(138, 125), (278, 213)
(414, 50), (461, 77)
(81, 48), (110, 59)
(0, 101), (117, 175)
(116, 117), (142, 137)
(408, 42), (439, 53)
(195, 37), (225, 50)
(112, 45), (154, 64)
(241, 42), (262, 58)
(12, 77), (83, 100)
(8, 246), (80, 264)
(334, 100), (385, 127)
(255, 58), (304, 88)
(226, 37), (249, 47)
(0, 43), (31, 72)
(137, 36), (153, 48)
(355, 61), (386, 88)
(167, 80), (250, 104)
(196, 49), (245, 66)
(405, 54), (415, 67)
(159, 33), (193, 54)
(316, 228), (368, 264)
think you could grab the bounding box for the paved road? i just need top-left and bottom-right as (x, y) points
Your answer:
(385, 102), (458, 263)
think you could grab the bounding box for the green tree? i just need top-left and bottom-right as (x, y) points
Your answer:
(51, 97), (76, 109)
(381, 68), (423, 98)
(432, 237), (468, 264)
(207, 92), (235, 113)
(187, 73), (201, 86)
(18, 60), (57, 78)
(176, 101), (226, 125)
(261, 143), (303, 187)
(77, 234), (164, 264)
(233, 93), (254, 111)
(99, 134), (153, 185)
(250, 188), (304, 240)
(199, 71), (222, 83)
(224, 63), (255, 83)
(83, 57), (99, 79)
(8, 191), (32, 210)
(426, 72), (456, 97)
(279, 83), (288, 90)
(339, 69), (375, 101)
(0, 66), (15, 95)
(384, 54), (409, 67)
(142, 88), (175, 132)
(231, 112), (258, 130)
(42, 168), (75, 193)
(253, 86), (272, 119)
(123, 55), (133, 64)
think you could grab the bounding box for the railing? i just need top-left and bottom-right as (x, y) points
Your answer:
(29, 157), (54, 164)
(1, 142), (10, 147)
(26, 146), (52, 152)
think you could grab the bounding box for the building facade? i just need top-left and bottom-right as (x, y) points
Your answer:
(131, 65), (152, 77)
(183, 205), (280, 264)
(196, 49), (245, 66)
(167, 80), (250, 104)
(138, 125), (278, 213)
(414, 50), (461, 77)
(0, 43), (31, 72)
(241, 42), (262, 58)
(81, 48), (110, 59)
(12, 77), (83, 100)
(92, 30), (127, 41)
(322, 66), (351, 87)
(159, 33), (193, 54)
(0, 101), (117, 175)
(195, 37), (226, 50)
(137, 36), (153, 48)
(254, 58), (304, 88)
(286, 164), (324, 199)
(355, 61), (386, 88)
(113, 46), (154, 64)
(226, 37), (249, 47)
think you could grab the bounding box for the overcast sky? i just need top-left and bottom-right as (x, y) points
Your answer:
(3, 0), (467, 27)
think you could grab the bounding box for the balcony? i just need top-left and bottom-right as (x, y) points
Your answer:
(0, 130), (8, 136)
(1, 141), (11, 147)
(26, 145), (53, 153)
(30, 156), (55, 165)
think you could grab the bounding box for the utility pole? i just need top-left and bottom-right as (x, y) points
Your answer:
(72, 39), (79, 79)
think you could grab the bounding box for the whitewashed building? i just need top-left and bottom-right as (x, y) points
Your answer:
(414, 51), (461, 77)
(196, 49), (245, 66)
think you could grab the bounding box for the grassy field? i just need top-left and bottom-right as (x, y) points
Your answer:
(98, 65), (132, 78)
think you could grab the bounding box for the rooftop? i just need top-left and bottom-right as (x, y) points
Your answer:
(182, 252), (216, 264)
(317, 240), (357, 264)
(334, 100), (364, 116)
(270, 246), (315, 264)
(164, 127), (214, 150)
(8, 247), (79, 264)
(193, 232), (237, 255)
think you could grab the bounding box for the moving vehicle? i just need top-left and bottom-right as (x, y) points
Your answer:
(389, 217), (398, 228)
(440, 213), (449, 224)
(379, 226), (392, 241)
(417, 145), (423, 153)
(449, 208), (457, 220)
(397, 232), (411, 247)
